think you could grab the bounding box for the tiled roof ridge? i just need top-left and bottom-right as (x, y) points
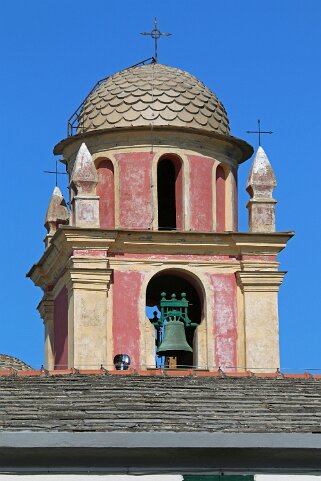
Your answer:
(0, 368), (319, 379)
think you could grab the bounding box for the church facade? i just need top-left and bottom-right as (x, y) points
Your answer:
(28, 61), (292, 373)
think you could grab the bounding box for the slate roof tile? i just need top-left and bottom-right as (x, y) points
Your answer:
(1, 372), (321, 433)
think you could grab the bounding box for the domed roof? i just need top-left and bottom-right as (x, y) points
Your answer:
(0, 354), (32, 370)
(78, 63), (230, 135)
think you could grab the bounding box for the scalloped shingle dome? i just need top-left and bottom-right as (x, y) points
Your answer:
(78, 63), (230, 135)
(0, 354), (32, 370)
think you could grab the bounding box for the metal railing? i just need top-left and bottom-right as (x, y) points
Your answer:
(67, 57), (156, 137)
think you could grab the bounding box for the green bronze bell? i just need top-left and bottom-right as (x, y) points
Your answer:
(157, 320), (193, 357)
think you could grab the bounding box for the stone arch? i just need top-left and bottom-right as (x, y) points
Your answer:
(96, 158), (115, 229)
(156, 154), (184, 230)
(144, 268), (207, 368)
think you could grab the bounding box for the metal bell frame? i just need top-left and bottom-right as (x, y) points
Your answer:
(150, 292), (198, 353)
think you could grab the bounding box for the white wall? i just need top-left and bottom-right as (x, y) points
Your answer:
(256, 477), (320, 480)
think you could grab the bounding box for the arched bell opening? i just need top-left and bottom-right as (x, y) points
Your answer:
(157, 155), (183, 230)
(146, 269), (203, 368)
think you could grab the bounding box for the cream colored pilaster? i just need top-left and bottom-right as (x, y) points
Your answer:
(38, 298), (54, 370)
(236, 283), (245, 371)
(65, 257), (112, 369)
(236, 271), (286, 373)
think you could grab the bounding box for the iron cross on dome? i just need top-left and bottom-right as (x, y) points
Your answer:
(247, 119), (273, 147)
(140, 18), (172, 62)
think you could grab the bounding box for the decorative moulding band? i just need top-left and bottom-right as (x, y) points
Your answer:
(0, 368), (317, 379)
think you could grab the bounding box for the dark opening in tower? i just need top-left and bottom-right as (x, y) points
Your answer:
(216, 165), (226, 232)
(157, 156), (183, 230)
(146, 270), (202, 368)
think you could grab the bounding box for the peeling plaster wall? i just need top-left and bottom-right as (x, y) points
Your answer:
(93, 148), (236, 234)
(72, 289), (108, 369)
(112, 270), (144, 368)
(117, 152), (154, 229)
(188, 155), (213, 231)
(208, 273), (237, 370)
(109, 253), (239, 262)
(45, 246), (281, 372)
(54, 287), (68, 369)
(244, 290), (280, 371)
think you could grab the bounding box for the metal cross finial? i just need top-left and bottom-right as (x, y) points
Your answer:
(140, 18), (172, 62)
(246, 119), (273, 147)
(44, 159), (68, 187)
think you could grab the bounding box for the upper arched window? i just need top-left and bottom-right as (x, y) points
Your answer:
(216, 165), (226, 232)
(157, 156), (183, 230)
(97, 159), (115, 229)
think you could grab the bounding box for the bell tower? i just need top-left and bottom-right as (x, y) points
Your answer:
(28, 61), (292, 372)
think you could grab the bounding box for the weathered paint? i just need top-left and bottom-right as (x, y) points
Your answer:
(117, 152), (153, 229)
(241, 255), (276, 261)
(70, 143), (98, 194)
(109, 252), (238, 261)
(188, 155), (213, 231)
(44, 186), (69, 244)
(73, 198), (100, 227)
(216, 165), (226, 232)
(54, 286), (68, 369)
(70, 249), (276, 264)
(73, 249), (107, 257)
(70, 144), (100, 228)
(97, 159), (115, 229)
(246, 147), (277, 233)
(208, 273), (237, 370)
(112, 270), (143, 369)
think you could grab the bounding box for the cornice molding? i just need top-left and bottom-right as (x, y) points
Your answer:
(38, 298), (54, 324)
(27, 227), (293, 291)
(236, 271), (286, 292)
(54, 125), (253, 165)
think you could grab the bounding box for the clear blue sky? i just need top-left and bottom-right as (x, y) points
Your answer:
(1, 0), (320, 371)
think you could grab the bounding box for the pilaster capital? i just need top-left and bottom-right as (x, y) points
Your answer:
(246, 198), (277, 207)
(236, 271), (286, 293)
(38, 297), (54, 323)
(43, 233), (54, 249)
(65, 257), (113, 292)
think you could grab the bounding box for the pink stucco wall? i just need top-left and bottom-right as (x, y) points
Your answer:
(112, 270), (144, 369)
(188, 155), (213, 231)
(208, 273), (237, 370)
(116, 152), (154, 229)
(54, 286), (68, 369)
